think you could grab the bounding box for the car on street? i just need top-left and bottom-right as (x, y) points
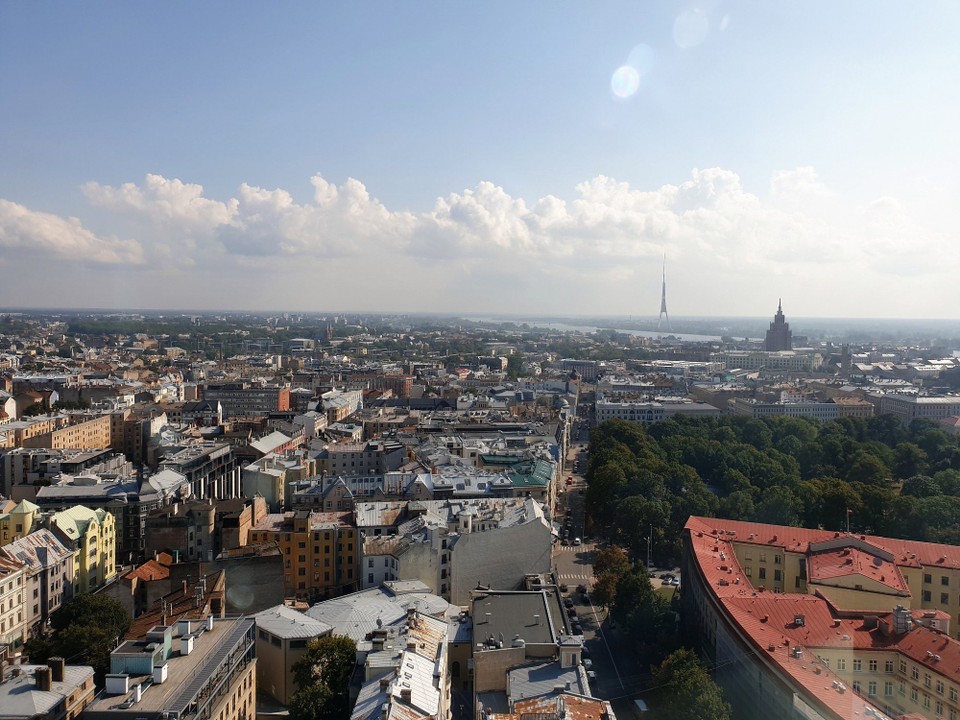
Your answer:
(571, 621), (583, 634)
(574, 537), (582, 546)
(576, 584), (587, 594)
(559, 583), (568, 593)
(582, 658), (593, 670)
(564, 598), (574, 608)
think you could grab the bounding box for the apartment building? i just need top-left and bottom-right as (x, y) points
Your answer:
(1, 529), (74, 636)
(48, 505), (116, 594)
(84, 617), (256, 720)
(0, 555), (26, 647)
(205, 381), (290, 418)
(249, 510), (359, 601)
(0, 657), (96, 720)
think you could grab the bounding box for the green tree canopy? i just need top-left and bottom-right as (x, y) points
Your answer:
(289, 635), (357, 720)
(25, 594), (131, 683)
(651, 648), (731, 720)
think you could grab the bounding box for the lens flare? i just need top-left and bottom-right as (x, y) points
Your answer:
(611, 65), (641, 99)
(673, 8), (709, 49)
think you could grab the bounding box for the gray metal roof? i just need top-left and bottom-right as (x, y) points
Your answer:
(254, 604), (332, 640)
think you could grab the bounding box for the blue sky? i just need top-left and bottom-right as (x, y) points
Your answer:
(1, 2), (958, 317)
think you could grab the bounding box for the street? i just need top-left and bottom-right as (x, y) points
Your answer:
(552, 422), (654, 716)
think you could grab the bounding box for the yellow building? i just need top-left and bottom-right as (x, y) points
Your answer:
(684, 516), (960, 720)
(0, 555), (26, 646)
(49, 506), (117, 594)
(0, 499), (40, 544)
(249, 510), (358, 601)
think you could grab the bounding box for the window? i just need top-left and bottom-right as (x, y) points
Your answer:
(368, 559), (373, 568)
(744, 550), (752, 560)
(912, 666), (919, 680)
(925, 573), (933, 584)
(774, 569), (782, 582)
(853, 659), (862, 672)
(759, 552), (767, 562)
(937, 680), (945, 695)
(745, 566), (752, 577)
(868, 681), (877, 697)
(368, 573), (373, 584)
(290, 639), (307, 649)
(869, 659), (877, 672)
(852, 681), (861, 693)
(943, 593), (950, 605)
(838, 658), (846, 670)
(900, 659), (908, 674)
(899, 681), (905, 695)
(925, 673), (932, 688)
(924, 693), (930, 709)
(943, 576), (950, 586)
(951, 687), (958, 702)
(884, 681), (893, 697)
(795, 576), (801, 588)
(911, 688), (918, 702)
(923, 590), (932, 602)
(938, 701), (944, 715)
(774, 554), (781, 564)
(885, 660), (894, 673)
(759, 568), (766, 580)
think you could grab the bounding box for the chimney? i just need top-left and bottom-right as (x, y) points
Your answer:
(35, 666), (52, 692)
(48, 657), (65, 682)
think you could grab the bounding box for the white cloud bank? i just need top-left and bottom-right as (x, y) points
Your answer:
(1, 167), (955, 316)
(0, 199), (143, 265)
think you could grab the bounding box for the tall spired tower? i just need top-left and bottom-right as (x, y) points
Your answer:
(657, 255), (671, 331)
(764, 299), (793, 351)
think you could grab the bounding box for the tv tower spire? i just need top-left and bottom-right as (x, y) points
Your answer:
(658, 254), (671, 331)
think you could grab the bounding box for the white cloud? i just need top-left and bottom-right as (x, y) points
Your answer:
(0, 199), (143, 265)
(2, 166), (955, 316)
(83, 174), (237, 232)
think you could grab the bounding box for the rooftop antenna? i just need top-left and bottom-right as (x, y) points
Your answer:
(657, 254), (672, 331)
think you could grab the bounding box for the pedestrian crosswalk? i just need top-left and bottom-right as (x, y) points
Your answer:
(558, 572), (593, 582)
(555, 544), (595, 553)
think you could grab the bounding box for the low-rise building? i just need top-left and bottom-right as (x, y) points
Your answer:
(253, 604), (333, 705)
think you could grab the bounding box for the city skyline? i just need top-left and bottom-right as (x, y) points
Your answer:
(2, 3), (958, 319)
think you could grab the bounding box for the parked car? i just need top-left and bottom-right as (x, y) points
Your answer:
(572, 621), (583, 634)
(574, 537), (582, 546)
(576, 584), (588, 594)
(567, 607), (577, 618)
(559, 583), (569, 593)
(582, 658), (593, 670)
(564, 598), (574, 608)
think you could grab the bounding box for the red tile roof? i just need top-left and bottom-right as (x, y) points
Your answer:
(807, 547), (909, 594)
(683, 516), (960, 720)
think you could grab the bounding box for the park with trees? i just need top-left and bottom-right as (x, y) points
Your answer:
(583, 412), (960, 717)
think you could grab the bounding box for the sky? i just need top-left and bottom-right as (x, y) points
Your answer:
(1, 2), (959, 319)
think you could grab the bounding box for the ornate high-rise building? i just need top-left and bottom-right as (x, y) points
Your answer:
(764, 299), (792, 351)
